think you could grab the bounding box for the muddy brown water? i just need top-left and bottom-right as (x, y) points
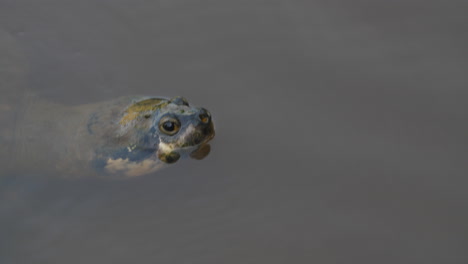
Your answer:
(1, 1), (467, 263)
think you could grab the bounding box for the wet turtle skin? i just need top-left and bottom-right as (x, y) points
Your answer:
(1, 95), (215, 178)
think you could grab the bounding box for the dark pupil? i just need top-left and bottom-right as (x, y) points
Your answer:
(163, 121), (175, 131)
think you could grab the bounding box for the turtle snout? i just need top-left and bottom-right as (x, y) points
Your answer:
(195, 108), (215, 143)
(198, 108), (211, 125)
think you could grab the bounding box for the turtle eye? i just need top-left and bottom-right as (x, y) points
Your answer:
(158, 117), (181, 135)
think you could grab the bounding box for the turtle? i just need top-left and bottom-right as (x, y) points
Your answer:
(0, 30), (215, 178)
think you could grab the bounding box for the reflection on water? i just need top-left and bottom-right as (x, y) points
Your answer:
(1, 0), (467, 263)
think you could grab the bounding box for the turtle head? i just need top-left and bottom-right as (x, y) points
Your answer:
(104, 96), (215, 177)
(153, 96), (215, 163)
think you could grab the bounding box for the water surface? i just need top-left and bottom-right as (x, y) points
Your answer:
(0, 0), (467, 263)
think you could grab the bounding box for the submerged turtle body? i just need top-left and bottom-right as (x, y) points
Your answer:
(2, 95), (215, 177)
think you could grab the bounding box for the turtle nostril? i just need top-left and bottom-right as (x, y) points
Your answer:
(200, 114), (210, 124)
(199, 108), (211, 124)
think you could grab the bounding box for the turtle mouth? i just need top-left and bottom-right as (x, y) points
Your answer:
(201, 121), (215, 143)
(204, 129), (215, 143)
(188, 122), (214, 160)
(183, 121), (215, 147)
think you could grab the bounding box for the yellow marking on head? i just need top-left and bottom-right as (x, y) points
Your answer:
(119, 98), (168, 125)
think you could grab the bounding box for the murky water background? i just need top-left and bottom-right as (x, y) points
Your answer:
(1, 0), (467, 263)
